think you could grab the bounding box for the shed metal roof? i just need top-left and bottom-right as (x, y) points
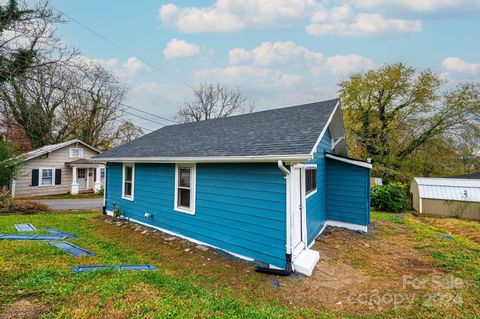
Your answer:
(414, 177), (480, 202)
(94, 98), (339, 161)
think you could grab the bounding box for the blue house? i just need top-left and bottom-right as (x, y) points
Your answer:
(94, 98), (371, 276)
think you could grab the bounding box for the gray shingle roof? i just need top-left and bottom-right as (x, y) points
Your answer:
(95, 98), (339, 159)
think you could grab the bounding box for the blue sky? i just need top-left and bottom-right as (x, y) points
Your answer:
(50, 0), (480, 130)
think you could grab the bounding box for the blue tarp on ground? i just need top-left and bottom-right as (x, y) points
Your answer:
(44, 228), (79, 238)
(71, 264), (157, 273)
(0, 234), (65, 240)
(48, 241), (95, 257)
(14, 224), (37, 232)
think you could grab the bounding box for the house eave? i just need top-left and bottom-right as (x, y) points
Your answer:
(92, 154), (312, 164)
(22, 139), (100, 161)
(325, 153), (372, 169)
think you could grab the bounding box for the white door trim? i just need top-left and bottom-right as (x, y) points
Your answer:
(289, 165), (308, 259)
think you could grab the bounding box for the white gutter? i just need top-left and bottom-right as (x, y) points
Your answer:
(93, 154), (311, 164)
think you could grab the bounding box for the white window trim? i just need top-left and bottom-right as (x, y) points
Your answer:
(39, 167), (55, 187)
(122, 163), (135, 201)
(174, 163), (196, 215)
(305, 165), (318, 199)
(69, 148), (84, 158)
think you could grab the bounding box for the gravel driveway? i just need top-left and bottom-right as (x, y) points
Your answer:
(35, 198), (103, 211)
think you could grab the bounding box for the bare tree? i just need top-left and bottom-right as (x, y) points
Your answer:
(175, 83), (254, 123)
(111, 121), (144, 147)
(59, 61), (128, 150)
(0, 62), (73, 148)
(0, 0), (75, 83)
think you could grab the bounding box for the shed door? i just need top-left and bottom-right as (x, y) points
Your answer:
(291, 166), (306, 258)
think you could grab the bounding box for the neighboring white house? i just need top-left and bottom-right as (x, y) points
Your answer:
(12, 139), (105, 197)
(410, 177), (480, 220)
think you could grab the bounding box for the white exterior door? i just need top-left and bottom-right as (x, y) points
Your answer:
(291, 166), (306, 258)
(78, 168), (87, 189)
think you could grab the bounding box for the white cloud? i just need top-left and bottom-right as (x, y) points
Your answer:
(353, 0), (480, 12)
(197, 41), (374, 91)
(163, 38), (200, 59)
(307, 13), (422, 36)
(159, 0), (319, 33)
(123, 57), (147, 76)
(195, 65), (303, 88)
(311, 4), (353, 23)
(442, 57), (480, 73)
(72, 56), (147, 77)
(325, 54), (375, 74)
(159, 0), (426, 37)
(229, 41), (323, 66)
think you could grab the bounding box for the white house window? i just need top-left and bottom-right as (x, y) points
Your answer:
(69, 148), (84, 158)
(122, 164), (134, 200)
(100, 168), (105, 183)
(40, 168), (54, 186)
(175, 164), (196, 214)
(305, 168), (317, 196)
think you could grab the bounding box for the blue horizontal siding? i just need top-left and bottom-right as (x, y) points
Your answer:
(105, 162), (287, 268)
(306, 129), (331, 245)
(326, 158), (370, 225)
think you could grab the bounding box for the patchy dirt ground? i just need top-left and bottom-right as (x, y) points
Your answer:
(278, 220), (447, 315)
(94, 214), (463, 316)
(2, 212), (477, 318)
(0, 300), (47, 319)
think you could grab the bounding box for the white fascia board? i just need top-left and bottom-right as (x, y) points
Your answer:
(92, 154), (312, 163)
(309, 100), (340, 156)
(325, 153), (372, 169)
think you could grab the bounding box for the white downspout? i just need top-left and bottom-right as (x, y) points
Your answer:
(278, 160), (290, 176)
(278, 160), (292, 258)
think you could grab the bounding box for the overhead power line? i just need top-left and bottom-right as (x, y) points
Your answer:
(50, 5), (181, 126)
(114, 119), (154, 133)
(51, 5), (193, 89)
(120, 103), (176, 124)
(123, 110), (169, 126)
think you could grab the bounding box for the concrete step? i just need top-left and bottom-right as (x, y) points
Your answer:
(293, 249), (320, 276)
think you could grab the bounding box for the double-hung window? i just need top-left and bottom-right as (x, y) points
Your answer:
(305, 168), (317, 197)
(175, 164), (196, 214)
(40, 168), (54, 186)
(122, 164), (134, 200)
(69, 148), (83, 158)
(100, 168), (105, 183)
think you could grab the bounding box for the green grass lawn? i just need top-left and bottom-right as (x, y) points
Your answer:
(0, 212), (479, 318)
(0, 213), (289, 318)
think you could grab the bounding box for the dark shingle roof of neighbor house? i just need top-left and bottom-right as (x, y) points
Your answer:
(449, 172), (480, 180)
(94, 98), (339, 159)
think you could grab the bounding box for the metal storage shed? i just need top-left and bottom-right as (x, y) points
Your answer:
(410, 177), (480, 220)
